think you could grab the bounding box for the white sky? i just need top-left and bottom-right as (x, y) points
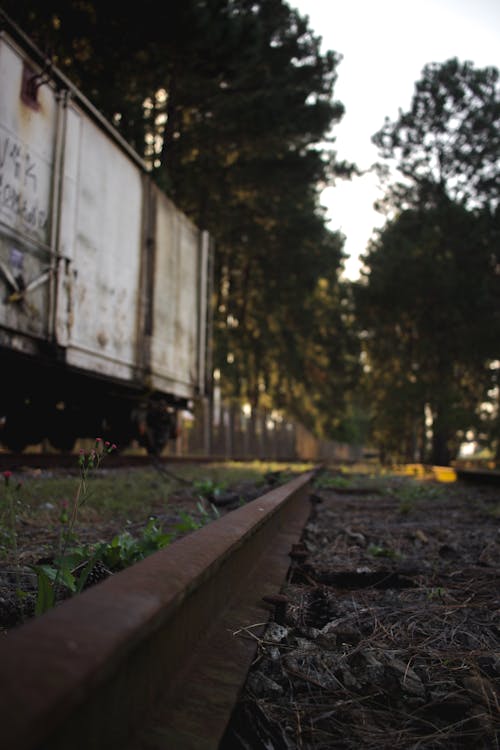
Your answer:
(290, 0), (500, 279)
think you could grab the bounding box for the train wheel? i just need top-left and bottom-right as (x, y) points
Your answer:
(145, 400), (176, 456)
(48, 433), (77, 453)
(133, 399), (176, 456)
(1, 430), (29, 452)
(145, 439), (165, 457)
(0, 403), (44, 452)
(47, 408), (77, 453)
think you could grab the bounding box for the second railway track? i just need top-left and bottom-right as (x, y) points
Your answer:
(0, 468), (319, 750)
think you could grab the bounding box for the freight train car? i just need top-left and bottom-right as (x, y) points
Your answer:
(0, 14), (211, 454)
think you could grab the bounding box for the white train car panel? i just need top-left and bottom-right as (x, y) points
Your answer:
(59, 105), (143, 382)
(150, 189), (204, 400)
(0, 32), (57, 346)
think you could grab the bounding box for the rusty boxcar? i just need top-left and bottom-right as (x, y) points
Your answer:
(0, 14), (212, 454)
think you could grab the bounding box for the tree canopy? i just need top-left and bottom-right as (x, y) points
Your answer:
(373, 57), (500, 213)
(358, 58), (500, 464)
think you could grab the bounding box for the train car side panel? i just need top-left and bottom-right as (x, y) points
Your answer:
(0, 33), (57, 347)
(149, 189), (203, 400)
(0, 33), (56, 246)
(62, 104), (144, 382)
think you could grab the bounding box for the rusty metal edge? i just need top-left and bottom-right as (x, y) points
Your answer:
(0, 469), (319, 750)
(455, 467), (500, 485)
(0, 453), (308, 471)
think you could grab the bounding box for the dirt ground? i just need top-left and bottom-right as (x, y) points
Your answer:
(1, 466), (499, 748)
(220, 469), (500, 750)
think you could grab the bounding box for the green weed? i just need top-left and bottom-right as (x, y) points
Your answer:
(314, 474), (352, 490)
(390, 480), (445, 514)
(1, 471), (24, 607)
(427, 587), (446, 600)
(99, 517), (174, 570)
(29, 438), (116, 614)
(192, 477), (227, 500)
(367, 543), (400, 559)
(486, 503), (500, 519)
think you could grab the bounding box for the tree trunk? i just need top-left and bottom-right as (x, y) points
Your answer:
(431, 410), (452, 466)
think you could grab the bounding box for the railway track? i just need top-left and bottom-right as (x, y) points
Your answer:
(2, 452), (499, 488)
(0, 451), (233, 471)
(0, 451), (303, 472)
(454, 467), (500, 484)
(0, 468), (319, 750)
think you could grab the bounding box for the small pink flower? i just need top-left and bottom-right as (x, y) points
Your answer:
(3, 470), (12, 479)
(95, 437), (102, 444)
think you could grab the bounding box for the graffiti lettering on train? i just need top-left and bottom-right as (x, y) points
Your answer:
(0, 181), (48, 232)
(0, 133), (38, 189)
(0, 131), (49, 238)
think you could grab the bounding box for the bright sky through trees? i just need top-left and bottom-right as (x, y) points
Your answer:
(291, 0), (500, 280)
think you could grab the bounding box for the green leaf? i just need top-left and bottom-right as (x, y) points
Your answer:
(33, 568), (55, 616)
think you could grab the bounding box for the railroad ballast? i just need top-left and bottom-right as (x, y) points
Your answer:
(0, 14), (211, 454)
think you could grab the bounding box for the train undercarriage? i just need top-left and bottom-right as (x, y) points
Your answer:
(0, 350), (181, 455)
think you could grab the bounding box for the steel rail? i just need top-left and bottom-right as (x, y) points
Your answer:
(0, 452), (302, 471)
(0, 469), (319, 750)
(455, 467), (500, 485)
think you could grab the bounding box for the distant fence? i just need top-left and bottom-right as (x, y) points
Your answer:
(174, 398), (362, 463)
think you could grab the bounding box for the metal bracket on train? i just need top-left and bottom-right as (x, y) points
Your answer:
(0, 262), (52, 304)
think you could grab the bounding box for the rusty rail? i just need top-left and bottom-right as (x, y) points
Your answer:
(455, 467), (500, 485)
(0, 452), (303, 471)
(0, 470), (318, 750)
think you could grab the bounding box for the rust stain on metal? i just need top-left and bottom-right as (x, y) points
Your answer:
(0, 470), (318, 750)
(21, 61), (42, 110)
